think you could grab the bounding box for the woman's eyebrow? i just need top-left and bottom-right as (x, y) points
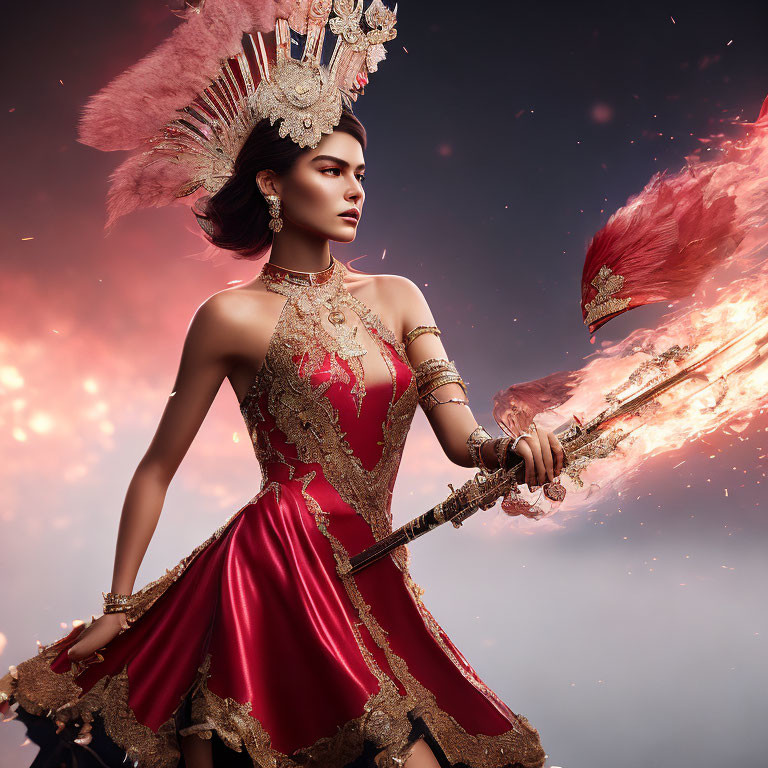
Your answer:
(311, 154), (366, 171)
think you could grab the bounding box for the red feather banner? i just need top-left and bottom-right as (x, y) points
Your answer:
(580, 99), (768, 333)
(581, 171), (741, 333)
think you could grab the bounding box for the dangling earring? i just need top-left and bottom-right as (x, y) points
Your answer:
(265, 194), (283, 233)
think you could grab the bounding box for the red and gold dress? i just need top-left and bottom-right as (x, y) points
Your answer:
(1, 257), (546, 768)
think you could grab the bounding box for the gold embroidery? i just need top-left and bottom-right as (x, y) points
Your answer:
(9, 653), (179, 767)
(246, 258), (417, 571)
(186, 655), (280, 765)
(318, 511), (544, 766)
(584, 264), (631, 326)
(259, 256), (370, 417)
(98, 668), (179, 766)
(184, 653), (416, 768)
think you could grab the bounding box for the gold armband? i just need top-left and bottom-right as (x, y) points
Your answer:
(414, 357), (467, 391)
(414, 358), (468, 412)
(404, 324), (441, 348)
(466, 425), (494, 472)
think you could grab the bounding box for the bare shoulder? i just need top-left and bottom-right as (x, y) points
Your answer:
(358, 272), (434, 342)
(201, 280), (267, 323)
(188, 280), (273, 360)
(192, 285), (252, 335)
(361, 272), (428, 313)
(372, 272), (421, 298)
(376, 272), (432, 313)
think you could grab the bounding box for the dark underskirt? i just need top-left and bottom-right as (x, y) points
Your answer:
(13, 704), (506, 768)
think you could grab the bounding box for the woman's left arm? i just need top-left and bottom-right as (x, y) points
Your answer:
(379, 275), (563, 488)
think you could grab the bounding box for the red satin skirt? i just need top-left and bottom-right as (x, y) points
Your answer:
(2, 461), (545, 768)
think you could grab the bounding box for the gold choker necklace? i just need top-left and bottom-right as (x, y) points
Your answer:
(260, 255), (336, 287)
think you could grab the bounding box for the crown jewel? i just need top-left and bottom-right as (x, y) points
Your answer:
(147, 0), (397, 201)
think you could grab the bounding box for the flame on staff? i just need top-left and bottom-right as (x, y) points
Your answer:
(493, 255), (768, 526)
(494, 101), (768, 524)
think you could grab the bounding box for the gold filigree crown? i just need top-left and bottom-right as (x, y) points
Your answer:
(150, 0), (397, 200)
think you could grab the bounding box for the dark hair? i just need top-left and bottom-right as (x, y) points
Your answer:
(195, 106), (367, 260)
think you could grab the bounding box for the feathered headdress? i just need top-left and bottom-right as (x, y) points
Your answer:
(77, 0), (398, 231)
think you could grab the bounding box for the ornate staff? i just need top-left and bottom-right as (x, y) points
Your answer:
(343, 317), (768, 576)
(342, 417), (575, 576)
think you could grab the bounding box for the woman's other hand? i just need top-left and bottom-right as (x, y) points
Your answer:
(510, 425), (564, 489)
(67, 613), (129, 662)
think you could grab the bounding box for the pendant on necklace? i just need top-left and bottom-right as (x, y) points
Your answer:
(325, 302), (368, 359)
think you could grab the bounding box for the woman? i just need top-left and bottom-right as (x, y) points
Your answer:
(1, 103), (564, 768)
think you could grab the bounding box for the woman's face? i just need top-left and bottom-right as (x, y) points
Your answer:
(260, 130), (366, 243)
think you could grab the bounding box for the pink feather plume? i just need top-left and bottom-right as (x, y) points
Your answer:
(493, 369), (581, 437)
(77, 0), (296, 152)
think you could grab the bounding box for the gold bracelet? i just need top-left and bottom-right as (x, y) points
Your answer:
(466, 426), (494, 472)
(102, 591), (133, 614)
(404, 324), (441, 348)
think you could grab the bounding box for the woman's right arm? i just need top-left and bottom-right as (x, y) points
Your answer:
(68, 292), (243, 660)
